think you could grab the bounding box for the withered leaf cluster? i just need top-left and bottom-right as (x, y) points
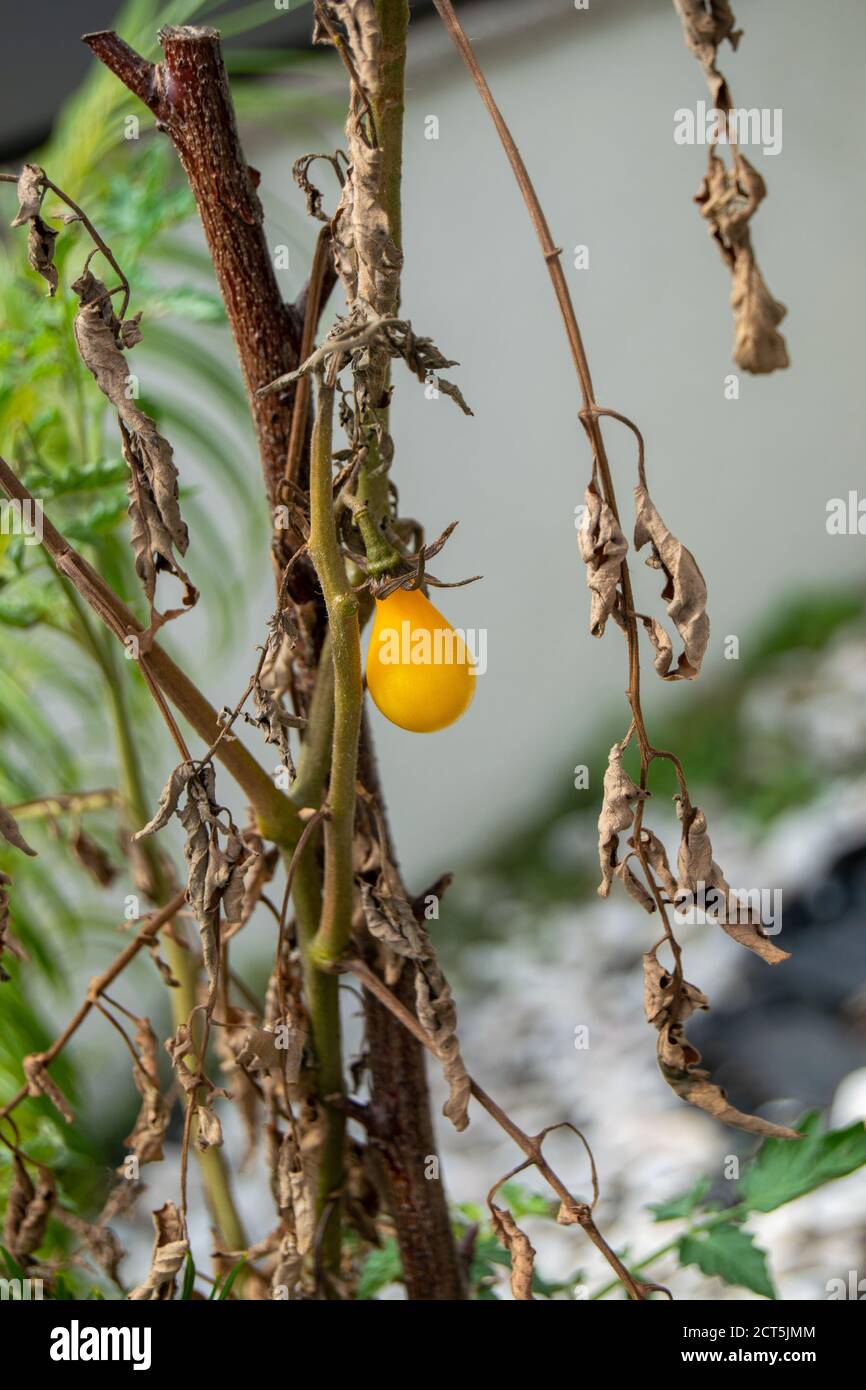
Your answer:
(696, 150), (789, 375)
(597, 741), (647, 899)
(129, 1201), (188, 1301)
(361, 874), (471, 1132)
(10, 163), (58, 296)
(4, 1155), (55, 1265)
(243, 679), (306, 780)
(644, 946), (799, 1139)
(676, 798), (789, 964)
(123, 1017), (170, 1170)
(579, 476), (709, 681)
(577, 479), (627, 638)
(597, 720), (794, 1134)
(672, 0), (740, 110)
(672, 2), (789, 373)
(71, 267), (197, 627)
(489, 1201), (535, 1300)
(136, 762), (256, 1006)
(634, 482), (710, 680)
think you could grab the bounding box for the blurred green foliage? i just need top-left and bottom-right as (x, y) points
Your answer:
(0, 0), (332, 1293)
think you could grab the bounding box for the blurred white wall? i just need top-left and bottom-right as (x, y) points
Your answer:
(238, 0), (866, 880)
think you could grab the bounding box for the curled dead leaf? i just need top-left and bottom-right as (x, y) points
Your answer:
(695, 150), (788, 375)
(634, 483), (709, 680)
(578, 478), (628, 638)
(597, 742), (648, 897)
(361, 872), (471, 1132)
(675, 799), (789, 963)
(123, 1018), (170, 1169)
(71, 268), (196, 620)
(194, 1103), (224, 1153)
(23, 1055), (74, 1124)
(3, 1155), (54, 1263)
(644, 946), (799, 1139)
(489, 1203), (535, 1300)
(0, 805), (37, 857)
(129, 1202), (188, 1301)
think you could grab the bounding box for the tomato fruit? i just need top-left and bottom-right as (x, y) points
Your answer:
(366, 587), (475, 733)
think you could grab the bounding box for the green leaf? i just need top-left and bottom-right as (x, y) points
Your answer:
(216, 1257), (246, 1300)
(649, 1176), (712, 1222)
(500, 1181), (556, 1219)
(678, 1224), (775, 1300)
(738, 1112), (866, 1214)
(0, 1244), (26, 1282)
(180, 1251), (196, 1302)
(357, 1240), (403, 1300)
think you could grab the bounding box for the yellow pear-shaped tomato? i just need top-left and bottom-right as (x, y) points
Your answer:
(366, 587), (475, 733)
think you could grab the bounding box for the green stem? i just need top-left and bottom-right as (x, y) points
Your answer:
(293, 379), (363, 1270)
(373, 0), (408, 257)
(351, 502), (401, 576)
(308, 380), (363, 967)
(357, 0), (409, 526)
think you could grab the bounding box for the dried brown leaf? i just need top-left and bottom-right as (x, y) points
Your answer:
(675, 799), (789, 963)
(27, 217), (58, 296)
(53, 1206), (125, 1283)
(489, 1204), (535, 1301)
(644, 947), (799, 1139)
(3, 1156), (54, 1262)
(631, 825), (679, 900)
(123, 1018), (170, 1168)
(23, 1055), (74, 1124)
(243, 682), (305, 777)
(165, 1022), (199, 1095)
(10, 164), (46, 226)
(0, 876), (25, 983)
(578, 478), (627, 638)
(134, 761), (195, 839)
(0, 804), (37, 857)
(634, 483), (709, 680)
(673, 0), (741, 109)
(129, 1202), (188, 1301)
(194, 1103), (224, 1153)
(695, 150), (788, 374)
(72, 269), (196, 615)
(615, 857), (656, 913)
(597, 742), (648, 897)
(69, 827), (116, 887)
(233, 1023), (304, 1082)
(361, 873), (471, 1131)
(276, 1133), (316, 1256)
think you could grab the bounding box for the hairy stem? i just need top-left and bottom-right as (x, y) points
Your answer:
(307, 378), (363, 966)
